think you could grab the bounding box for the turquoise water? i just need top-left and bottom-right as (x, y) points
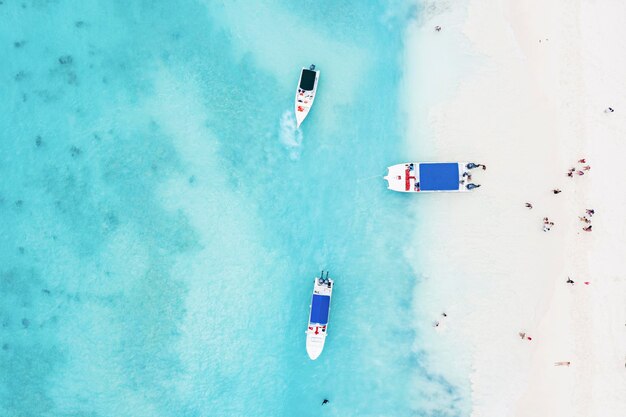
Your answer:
(0, 1), (465, 416)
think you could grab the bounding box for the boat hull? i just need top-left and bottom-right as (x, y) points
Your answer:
(384, 162), (479, 193)
(295, 67), (320, 128)
(306, 275), (333, 360)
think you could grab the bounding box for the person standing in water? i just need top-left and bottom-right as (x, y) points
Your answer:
(322, 399), (329, 405)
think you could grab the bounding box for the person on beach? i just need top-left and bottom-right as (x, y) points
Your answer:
(525, 202), (533, 209)
(567, 277), (575, 285)
(578, 158), (586, 163)
(519, 332), (532, 341)
(567, 171), (574, 178)
(582, 165), (591, 171)
(586, 209), (595, 216)
(577, 171), (585, 176)
(554, 361), (571, 366)
(552, 189), (562, 194)
(435, 25), (442, 32)
(605, 107), (614, 113)
(583, 225), (592, 232)
(434, 321), (440, 327)
(462, 171), (472, 180)
(322, 399), (329, 405)
(466, 162), (486, 170)
(579, 216), (591, 223)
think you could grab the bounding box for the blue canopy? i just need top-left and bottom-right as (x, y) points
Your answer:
(419, 163), (460, 191)
(310, 294), (330, 325)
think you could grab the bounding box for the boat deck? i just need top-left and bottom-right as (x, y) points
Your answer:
(384, 162), (476, 193)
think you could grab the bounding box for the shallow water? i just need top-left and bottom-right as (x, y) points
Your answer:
(0, 1), (465, 416)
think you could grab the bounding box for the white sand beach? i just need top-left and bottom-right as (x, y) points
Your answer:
(404, 0), (626, 416)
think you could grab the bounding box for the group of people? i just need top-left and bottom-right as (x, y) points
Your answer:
(580, 208), (595, 232)
(462, 162), (486, 190)
(527, 159), (594, 232)
(566, 158), (591, 177)
(519, 158), (597, 370)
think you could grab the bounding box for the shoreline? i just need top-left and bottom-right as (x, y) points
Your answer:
(403, 1), (626, 415)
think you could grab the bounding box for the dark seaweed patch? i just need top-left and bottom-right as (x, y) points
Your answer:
(14, 40), (26, 48)
(70, 146), (81, 157)
(58, 55), (73, 65)
(21, 318), (30, 328)
(35, 135), (42, 147)
(14, 71), (27, 81)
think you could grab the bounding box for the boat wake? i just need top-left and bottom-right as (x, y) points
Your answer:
(279, 109), (303, 159)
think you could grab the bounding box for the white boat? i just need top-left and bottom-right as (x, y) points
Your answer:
(295, 65), (320, 128)
(384, 162), (484, 192)
(306, 271), (333, 360)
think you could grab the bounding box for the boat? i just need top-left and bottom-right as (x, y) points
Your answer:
(306, 271), (333, 360)
(384, 162), (483, 192)
(295, 64), (320, 128)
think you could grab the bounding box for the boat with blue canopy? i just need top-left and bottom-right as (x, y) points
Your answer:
(306, 271), (333, 360)
(384, 162), (483, 192)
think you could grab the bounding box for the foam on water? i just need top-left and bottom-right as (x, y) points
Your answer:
(279, 109), (303, 159)
(0, 1), (468, 416)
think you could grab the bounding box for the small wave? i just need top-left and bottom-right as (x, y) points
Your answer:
(279, 110), (303, 158)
